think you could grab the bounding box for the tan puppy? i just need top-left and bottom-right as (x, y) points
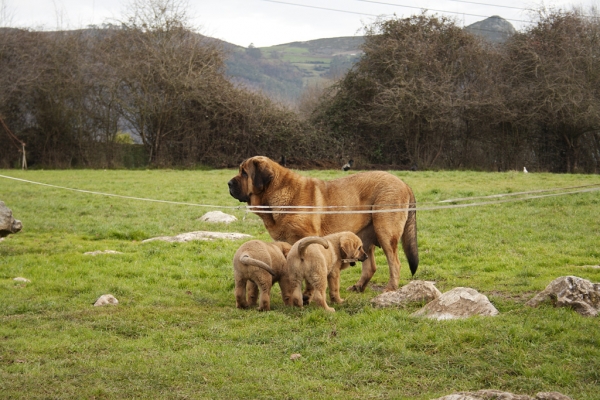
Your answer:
(233, 240), (292, 311)
(228, 156), (418, 293)
(287, 231), (368, 312)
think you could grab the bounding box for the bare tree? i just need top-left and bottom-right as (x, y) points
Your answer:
(502, 10), (600, 172)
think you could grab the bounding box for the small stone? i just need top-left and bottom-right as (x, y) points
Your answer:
(290, 353), (302, 361)
(199, 211), (237, 224)
(13, 277), (31, 283)
(84, 250), (123, 256)
(94, 294), (119, 306)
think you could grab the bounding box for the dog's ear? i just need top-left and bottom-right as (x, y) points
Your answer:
(279, 242), (292, 258)
(339, 235), (355, 259)
(250, 159), (273, 193)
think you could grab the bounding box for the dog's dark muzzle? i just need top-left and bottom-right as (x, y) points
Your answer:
(228, 178), (249, 202)
(344, 253), (368, 266)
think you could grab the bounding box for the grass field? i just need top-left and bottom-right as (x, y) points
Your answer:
(1, 168), (599, 399)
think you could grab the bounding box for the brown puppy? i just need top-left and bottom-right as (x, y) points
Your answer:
(287, 231), (368, 312)
(228, 156), (418, 292)
(233, 240), (292, 311)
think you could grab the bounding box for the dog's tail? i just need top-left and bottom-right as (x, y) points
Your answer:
(401, 190), (419, 276)
(297, 236), (329, 258)
(240, 254), (276, 276)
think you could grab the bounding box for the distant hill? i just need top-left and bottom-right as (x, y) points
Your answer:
(464, 15), (516, 44)
(223, 36), (364, 104)
(223, 17), (516, 104)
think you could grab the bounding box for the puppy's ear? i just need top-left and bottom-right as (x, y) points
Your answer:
(250, 159), (273, 193)
(279, 242), (292, 258)
(339, 235), (354, 259)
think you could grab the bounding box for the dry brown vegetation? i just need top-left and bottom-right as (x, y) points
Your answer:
(312, 12), (600, 172)
(0, 5), (599, 172)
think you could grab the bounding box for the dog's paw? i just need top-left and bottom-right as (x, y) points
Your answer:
(383, 285), (398, 293)
(347, 284), (364, 292)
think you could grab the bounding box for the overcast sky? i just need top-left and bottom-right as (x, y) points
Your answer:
(2, 0), (598, 47)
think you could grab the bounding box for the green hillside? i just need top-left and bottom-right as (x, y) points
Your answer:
(225, 36), (364, 103)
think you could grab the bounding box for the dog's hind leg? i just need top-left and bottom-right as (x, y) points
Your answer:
(257, 288), (271, 311)
(312, 286), (335, 312)
(256, 277), (273, 311)
(302, 280), (315, 305)
(348, 245), (377, 292)
(291, 283), (304, 308)
(246, 280), (259, 307)
(328, 270), (344, 304)
(380, 234), (402, 292)
(309, 271), (335, 312)
(235, 277), (249, 309)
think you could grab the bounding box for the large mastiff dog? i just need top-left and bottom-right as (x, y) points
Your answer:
(228, 156), (418, 292)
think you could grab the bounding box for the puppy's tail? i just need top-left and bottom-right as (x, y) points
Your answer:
(297, 236), (329, 258)
(240, 254), (276, 276)
(401, 189), (419, 276)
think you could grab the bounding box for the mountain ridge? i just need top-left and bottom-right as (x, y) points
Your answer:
(225, 16), (516, 104)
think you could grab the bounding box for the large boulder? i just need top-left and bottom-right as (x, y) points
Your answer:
(433, 389), (572, 400)
(412, 287), (499, 320)
(525, 276), (600, 317)
(371, 280), (442, 308)
(0, 201), (22, 238)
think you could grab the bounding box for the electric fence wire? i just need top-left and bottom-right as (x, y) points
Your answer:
(1, 173), (599, 215)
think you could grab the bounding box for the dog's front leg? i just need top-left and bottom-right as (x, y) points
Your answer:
(348, 246), (377, 292)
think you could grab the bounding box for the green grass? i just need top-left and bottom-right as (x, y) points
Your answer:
(1, 169), (599, 399)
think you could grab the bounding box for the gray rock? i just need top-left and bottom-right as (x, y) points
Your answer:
(199, 211), (237, 224)
(0, 201), (22, 238)
(94, 294), (119, 306)
(371, 280), (441, 308)
(433, 390), (572, 400)
(412, 287), (499, 320)
(525, 275), (600, 317)
(142, 231), (251, 243)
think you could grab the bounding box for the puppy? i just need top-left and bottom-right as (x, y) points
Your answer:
(287, 231), (368, 312)
(233, 240), (292, 311)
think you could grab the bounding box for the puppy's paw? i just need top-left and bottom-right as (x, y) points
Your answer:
(347, 284), (364, 292)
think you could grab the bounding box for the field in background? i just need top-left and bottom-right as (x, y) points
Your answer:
(259, 37), (363, 87)
(1, 169), (599, 399)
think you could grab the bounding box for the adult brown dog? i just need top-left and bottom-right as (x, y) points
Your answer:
(228, 156), (418, 292)
(233, 240), (292, 311)
(287, 232), (368, 311)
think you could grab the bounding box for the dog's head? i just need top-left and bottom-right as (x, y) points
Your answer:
(228, 156), (275, 203)
(339, 232), (368, 266)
